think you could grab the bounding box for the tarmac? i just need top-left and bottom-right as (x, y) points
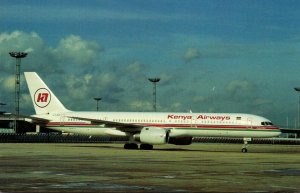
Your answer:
(1, 143), (300, 192)
(1, 133), (300, 145)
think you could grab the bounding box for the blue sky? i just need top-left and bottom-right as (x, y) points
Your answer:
(1, 0), (300, 127)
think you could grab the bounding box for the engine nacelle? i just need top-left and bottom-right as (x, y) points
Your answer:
(139, 127), (169, 145)
(168, 137), (193, 145)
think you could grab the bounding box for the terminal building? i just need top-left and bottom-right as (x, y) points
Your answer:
(0, 113), (52, 134)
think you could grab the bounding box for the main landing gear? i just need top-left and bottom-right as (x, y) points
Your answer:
(123, 143), (153, 150)
(140, 144), (153, 150)
(241, 138), (252, 153)
(124, 143), (138, 149)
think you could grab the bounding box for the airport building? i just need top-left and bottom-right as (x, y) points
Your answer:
(0, 113), (51, 134)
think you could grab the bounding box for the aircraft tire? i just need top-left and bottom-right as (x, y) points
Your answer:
(124, 143), (138, 150)
(140, 144), (153, 150)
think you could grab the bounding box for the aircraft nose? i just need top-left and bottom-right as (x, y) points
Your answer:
(275, 126), (282, 135)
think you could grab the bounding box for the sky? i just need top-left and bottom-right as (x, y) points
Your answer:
(1, 0), (300, 127)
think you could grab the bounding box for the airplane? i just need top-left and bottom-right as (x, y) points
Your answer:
(24, 72), (281, 152)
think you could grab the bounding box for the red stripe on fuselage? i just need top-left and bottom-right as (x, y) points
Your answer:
(46, 122), (279, 131)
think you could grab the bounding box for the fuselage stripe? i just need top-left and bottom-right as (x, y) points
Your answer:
(46, 122), (279, 131)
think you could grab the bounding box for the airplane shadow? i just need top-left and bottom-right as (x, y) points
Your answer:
(68, 144), (241, 153)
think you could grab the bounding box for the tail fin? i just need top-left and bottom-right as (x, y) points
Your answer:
(24, 72), (69, 114)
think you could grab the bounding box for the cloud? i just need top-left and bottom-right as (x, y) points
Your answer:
(252, 98), (272, 107)
(0, 75), (18, 112)
(158, 73), (174, 86)
(169, 102), (182, 111)
(226, 80), (255, 98)
(192, 96), (207, 103)
(0, 31), (43, 72)
(64, 75), (90, 100)
(0, 31), (104, 72)
(129, 100), (152, 111)
(182, 48), (201, 63)
(127, 61), (142, 74)
(54, 35), (103, 66)
(1, 75), (15, 92)
(0, 31), (105, 112)
(0, 31), (44, 52)
(97, 72), (117, 89)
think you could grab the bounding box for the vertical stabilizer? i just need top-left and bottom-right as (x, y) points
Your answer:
(24, 72), (69, 114)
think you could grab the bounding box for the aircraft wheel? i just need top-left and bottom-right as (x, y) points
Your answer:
(241, 148), (248, 153)
(124, 143), (138, 150)
(124, 143), (130, 149)
(140, 144), (153, 150)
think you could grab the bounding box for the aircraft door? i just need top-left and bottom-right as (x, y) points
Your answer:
(191, 115), (197, 128)
(247, 117), (252, 129)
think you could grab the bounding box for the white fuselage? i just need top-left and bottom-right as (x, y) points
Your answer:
(35, 112), (281, 138)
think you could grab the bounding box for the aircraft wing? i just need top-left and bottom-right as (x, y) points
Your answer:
(1, 114), (50, 126)
(68, 116), (143, 134)
(26, 116), (50, 126)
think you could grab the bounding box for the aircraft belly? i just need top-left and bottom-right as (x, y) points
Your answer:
(104, 128), (127, 136)
(173, 128), (281, 138)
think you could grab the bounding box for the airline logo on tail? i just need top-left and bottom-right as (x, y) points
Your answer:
(34, 88), (51, 108)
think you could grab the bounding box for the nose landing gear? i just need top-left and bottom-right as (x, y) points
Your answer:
(241, 138), (252, 153)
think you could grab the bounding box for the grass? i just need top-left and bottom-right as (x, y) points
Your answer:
(1, 143), (300, 192)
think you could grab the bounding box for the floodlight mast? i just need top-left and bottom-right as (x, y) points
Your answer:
(9, 52), (28, 133)
(94, 97), (102, 111)
(294, 87), (300, 129)
(148, 78), (160, 112)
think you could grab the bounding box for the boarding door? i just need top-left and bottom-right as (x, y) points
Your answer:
(191, 115), (197, 128)
(247, 117), (252, 129)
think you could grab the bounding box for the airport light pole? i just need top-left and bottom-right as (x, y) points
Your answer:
(294, 87), (300, 129)
(94, 97), (102, 111)
(9, 51), (28, 133)
(148, 78), (160, 112)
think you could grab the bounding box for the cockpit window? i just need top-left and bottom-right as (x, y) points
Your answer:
(261, 122), (273, 126)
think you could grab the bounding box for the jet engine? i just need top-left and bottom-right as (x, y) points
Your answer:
(136, 127), (193, 146)
(139, 127), (170, 145)
(168, 136), (193, 145)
